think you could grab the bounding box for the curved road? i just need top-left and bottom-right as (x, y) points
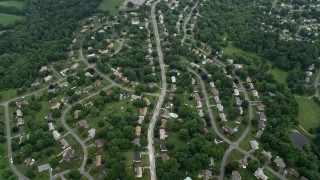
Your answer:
(148, 1), (167, 180)
(4, 103), (29, 180)
(181, 1), (199, 44)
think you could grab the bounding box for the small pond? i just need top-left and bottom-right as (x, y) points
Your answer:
(289, 132), (310, 153)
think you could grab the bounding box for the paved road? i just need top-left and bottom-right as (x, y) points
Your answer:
(4, 103), (29, 180)
(148, 1), (167, 179)
(181, 1), (199, 44)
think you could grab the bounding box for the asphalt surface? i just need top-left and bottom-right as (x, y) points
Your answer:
(181, 1), (199, 44)
(148, 1), (167, 179)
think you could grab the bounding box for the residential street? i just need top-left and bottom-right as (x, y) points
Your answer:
(181, 1), (199, 44)
(148, 1), (167, 179)
(4, 103), (29, 180)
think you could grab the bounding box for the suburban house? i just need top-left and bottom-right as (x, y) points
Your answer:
(168, 93), (175, 100)
(249, 140), (259, 150)
(16, 109), (23, 117)
(60, 138), (69, 149)
(193, 85), (199, 93)
(17, 118), (24, 126)
(274, 156), (286, 169)
(259, 112), (267, 121)
(288, 168), (300, 178)
(135, 167), (143, 178)
(246, 77), (252, 83)
(255, 130), (263, 138)
(211, 87), (219, 96)
(219, 113), (227, 122)
(95, 139), (103, 148)
(74, 110), (81, 119)
(133, 139), (141, 146)
(214, 96), (221, 104)
(95, 155), (102, 167)
(261, 150), (272, 160)
(257, 103), (265, 111)
(209, 82), (215, 88)
(161, 119), (167, 129)
(88, 128), (96, 138)
(171, 76), (176, 83)
(78, 120), (89, 129)
(46, 112), (53, 122)
(143, 97), (151, 106)
(198, 109), (204, 118)
(51, 103), (61, 110)
(249, 83), (255, 90)
(236, 97), (242, 106)
(52, 131), (61, 140)
(254, 168), (268, 180)
(193, 92), (201, 100)
(135, 126), (141, 136)
(160, 129), (167, 140)
(217, 104), (224, 112)
(139, 107), (148, 117)
(134, 151), (141, 163)
(31, 82), (40, 87)
(233, 89), (240, 96)
(258, 121), (266, 131)
(48, 122), (55, 131)
(236, 116), (243, 124)
(62, 147), (75, 162)
(161, 153), (169, 163)
(196, 100), (202, 108)
(160, 142), (168, 152)
(24, 157), (35, 166)
(232, 171), (241, 180)
(38, 164), (51, 172)
(61, 96), (71, 104)
(252, 90), (259, 97)
(223, 125), (234, 135)
(238, 158), (248, 169)
(203, 170), (212, 180)
(19, 126), (25, 135)
(44, 75), (52, 83)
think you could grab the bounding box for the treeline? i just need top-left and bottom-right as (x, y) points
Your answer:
(0, 5), (25, 15)
(0, 0), (101, 89)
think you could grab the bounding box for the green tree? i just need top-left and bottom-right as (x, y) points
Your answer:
(68, 169), (81, 180)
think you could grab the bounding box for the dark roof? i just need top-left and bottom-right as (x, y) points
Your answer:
(134, 151), (141, 162)
(63, 148), (74, 161)
(258, 121), (266, 130)
(160, 142), (167, 151)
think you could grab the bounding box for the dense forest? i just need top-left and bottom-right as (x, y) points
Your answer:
(195, 0), (320, 78)
(0, 0), (101, 89)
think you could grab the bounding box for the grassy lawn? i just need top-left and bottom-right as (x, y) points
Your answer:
(0, 1), (25, 9)
(223, 43), (261, 62)
(0, 13), (25, 25)
(264, 168), (278, 180)
(226, 150), (244, 164)
(0, 89), (17, 102)
(98, 0), (123, 15)
(269, 68), (288, 85)
(239, 134), (256, 151)
(296, 96), (320, 132)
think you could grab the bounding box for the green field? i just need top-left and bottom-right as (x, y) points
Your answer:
(0, 1), (25, 9)
(223, 43), (262, 61)
(270, 68), (288, 85)
(98, 0), (123, 15)
(296, 96), (320, 132)
(0, 13), (25, 25)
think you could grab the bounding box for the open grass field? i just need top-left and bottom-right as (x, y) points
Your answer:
(0, 13), (24, 25)
(223, 43), (262, 62)
(296, 96), (320, 132)
(98, 0), (123, 15)
(0, 1), (25, 9)
(269, 68), (288, 85)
